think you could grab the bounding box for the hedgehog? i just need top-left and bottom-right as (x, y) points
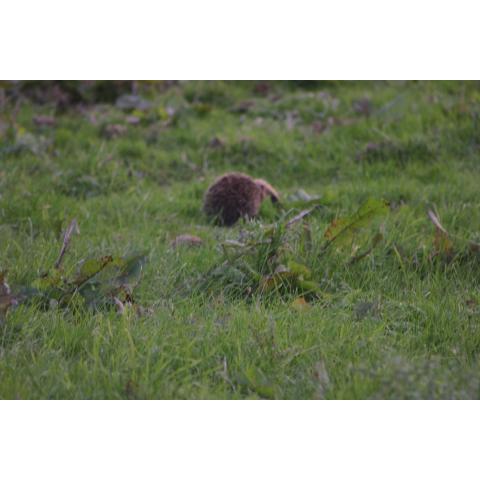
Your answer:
(203, 172), (279, 226)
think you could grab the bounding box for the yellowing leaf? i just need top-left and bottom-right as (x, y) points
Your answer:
(73, 256), (114, 286)
(297, 280), (322, 294)
(291, 297), (311, 312)
(287, 261), (311, 280)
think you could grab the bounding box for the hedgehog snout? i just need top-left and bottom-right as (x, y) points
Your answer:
(255, 179), (280, 203)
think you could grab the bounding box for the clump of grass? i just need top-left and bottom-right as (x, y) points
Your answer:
(1, 220), (149, 322)
(197, 198), (388, 306)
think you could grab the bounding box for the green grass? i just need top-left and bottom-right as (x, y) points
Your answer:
(1, 80), (480, 399)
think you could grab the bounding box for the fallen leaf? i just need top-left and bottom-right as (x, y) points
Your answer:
(33, 115), (56, 127)
(171, 235), (203, 248)
(103, 124), (127, 139)
(312, 121), (327, 134)
(356, 142), (384, 161)
(470, 242), (480, 253)
(116, 94), (151, 111)
(231, 100), (255, 114)
(125, 115), (141, 125)
(208, 136), (225, 149)
(291, 297), (311, 312)
(466, 298), (477, 309)
(222, 240), (247, 248)
(253, 82), (270, 96)
(352, 98), (373, 116)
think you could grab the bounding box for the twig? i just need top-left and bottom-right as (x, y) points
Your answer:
(286, 206), (320, 228)
(54, 219), (79, 269)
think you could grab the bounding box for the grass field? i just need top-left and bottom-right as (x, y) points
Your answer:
(1, 80), (480, 399)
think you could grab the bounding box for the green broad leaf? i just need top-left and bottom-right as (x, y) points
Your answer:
(296, 279), (322, 294)
(73, 256), (114, 286)
(242, 367), (275, 399)
(75, 253), (148, 307)
(32, 268), (64, 290)
(287, 261), (312, 280)
(324, 199), (388, 248)
(114, 253), (148, 291)
(77, 281), (110, 309)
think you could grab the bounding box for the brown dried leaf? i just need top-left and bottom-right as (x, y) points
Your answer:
(291, 297), (311, 312)
(231, 100), (255, 114)
(253, 82), (270, 96)
(470, 242), (480, 253)
(125, 115), (141, 125)
(208, 136), (225, 149)
(103, 124), (127, 139)
(352, 98), (373, 116)
(171, 234), (203, 248)
(312, 121), (327, 134)
(116, 94), (151, 111)
(33, 115), (56, 127)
